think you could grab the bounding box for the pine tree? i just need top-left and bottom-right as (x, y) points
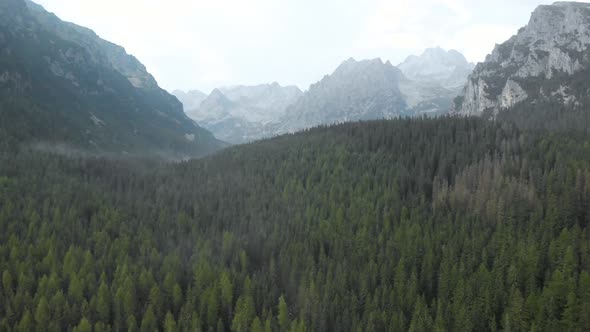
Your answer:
(73, 318), (92, 332)
(127, 315), (138, 332)
(278, 295), (290, 331)
(250, 317), (264, 332)
(231, 294), (255, 332)
(408, 296), (433, 332)
(561, 291), (578, 330)
(17, 310), (33, 332)
(96, 280), (111, 323)
(164, 311), (177, 332)
(34, 296), (50, 331)
(140, 305), (157, 332)
(2, 270), (12, 296)
(579, 271), (590, 329)
(220, 271), (233, 311)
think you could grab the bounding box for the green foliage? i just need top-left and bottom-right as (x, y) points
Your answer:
(0, 116), (589, 331)
(164, 311), (177, 332)
(140, 305), (157, 332)
(232, 295), (255, 332)
(73, 318), (92, 332)
(278, 295), (290, 331)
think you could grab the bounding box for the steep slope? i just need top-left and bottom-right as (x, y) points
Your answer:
(175, 83), (302, 144)
(278, 58), (407, 133)
(455, 1), (590, 117)
(0, 0), (224, 157)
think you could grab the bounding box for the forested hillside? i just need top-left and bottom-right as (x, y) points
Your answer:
(0, 0), (223, 158)
(1, 113), (589, 331)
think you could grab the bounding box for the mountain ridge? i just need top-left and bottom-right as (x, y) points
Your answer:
(176, 49), (474, 143)
(454, 1), (590, 116)
(276, 58), (408, 134)
(398, 47), (475, 89)
(173, 83), (302, 144)
(0, 0), (224, 158)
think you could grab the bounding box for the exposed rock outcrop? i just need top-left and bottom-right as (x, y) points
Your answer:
(455, 2), (590, 116)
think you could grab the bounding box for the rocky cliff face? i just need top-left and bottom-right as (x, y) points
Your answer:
(278, 58), (408, 134)
(0, 0), (223, 157)
(455, 2), (590, 116)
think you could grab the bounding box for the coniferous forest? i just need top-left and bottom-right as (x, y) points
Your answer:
(1, 111), (590, 332)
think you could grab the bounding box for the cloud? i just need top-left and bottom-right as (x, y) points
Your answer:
(357, 0), (471, 51)
(355, 0), (534, 63)
(443, 24), (518, 63)
(34, 0), (282, 91)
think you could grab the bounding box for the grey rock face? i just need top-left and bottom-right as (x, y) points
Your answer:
(398, 47), (475, 89)
(278, 58), (408, 134)
(455, 1), (590, 116)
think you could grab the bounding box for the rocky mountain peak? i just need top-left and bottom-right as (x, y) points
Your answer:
(201, 89), (233, 108)
(330, 58), (404, 86)
(520, 1), (590, 43)
(277, 57), (408, 134)
(398, 47), (474, 89)
(455, 1), (590, 116)
(333, 58), (398, 78)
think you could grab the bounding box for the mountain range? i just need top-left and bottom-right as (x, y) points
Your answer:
(175, 83), (302, 144)
(2, 0), (590, 151)
(0, 0), (224, 157)
(176, 47), (474, 144)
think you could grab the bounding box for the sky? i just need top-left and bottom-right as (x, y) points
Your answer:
(33, 0), (590, 93)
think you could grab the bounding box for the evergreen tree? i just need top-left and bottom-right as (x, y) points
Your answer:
(278, 295), (290, 331)
(164, 311), (177, 332)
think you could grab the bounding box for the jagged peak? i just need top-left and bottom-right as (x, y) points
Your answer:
(335, 57), (389, 72)
(417, 47), (467, 62)
(529, 1), (590, 23)
(209, 88), (228, 99)
(455, 0), (590, 116)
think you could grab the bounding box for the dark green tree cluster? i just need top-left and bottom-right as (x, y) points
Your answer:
(0, 116), (589, 331)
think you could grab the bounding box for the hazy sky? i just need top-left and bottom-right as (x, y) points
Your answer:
(33, 0), (590, 93)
